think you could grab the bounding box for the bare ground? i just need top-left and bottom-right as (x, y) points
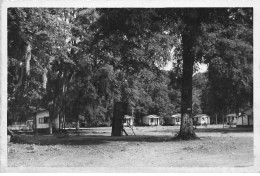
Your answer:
(8, 125), (253, 167)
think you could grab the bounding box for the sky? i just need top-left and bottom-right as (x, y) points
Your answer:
(163, 62), (208, 73)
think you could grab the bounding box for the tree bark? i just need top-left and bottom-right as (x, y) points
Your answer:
(177, 9), (200, 140)
(76, 116), (80, 130)
(24, 42), (32, 76)
(42, 68), (48, 89)
(111, 102), (128, 136)
(48, 102), (60, 134)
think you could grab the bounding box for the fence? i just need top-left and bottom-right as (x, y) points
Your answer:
(8, 124), (28, 131)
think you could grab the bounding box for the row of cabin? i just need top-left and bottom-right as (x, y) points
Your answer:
(25, 108), (253, 131)
(123, 115), (163, 126)
(165, 113), (210, 126)
(226, 108), (253, 126)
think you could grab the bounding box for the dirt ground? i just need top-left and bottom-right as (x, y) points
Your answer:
(8, 125), (253, 168)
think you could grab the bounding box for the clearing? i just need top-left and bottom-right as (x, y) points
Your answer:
(8, 125), (253, 167)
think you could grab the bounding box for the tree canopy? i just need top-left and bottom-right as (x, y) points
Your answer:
(7, 8), (253, 138)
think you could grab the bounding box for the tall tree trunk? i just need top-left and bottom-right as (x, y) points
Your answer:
(34, 114), (37, 134)
(111, 102), (127, 136)
(49, 119), (53, 135)
(63, 114), (66, 129)
(76, 115), (80, 130)
(42, 68), (48, 89)
(177, 9), (200, 140)
(48, 102), (60, 134)
(24, 42), (32, 76)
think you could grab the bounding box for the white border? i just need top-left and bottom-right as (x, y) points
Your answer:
(1, 0), (260, 173)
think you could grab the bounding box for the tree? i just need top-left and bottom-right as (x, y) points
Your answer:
(91, 9), (173, 135)
(8, 8), (82, 133)
(202, 9), (253, 120)
(8, 8), (253, 139)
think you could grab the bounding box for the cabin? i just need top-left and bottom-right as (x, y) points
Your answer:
(142, 115), (163, 126)
(226, 113), (240, 125)
(165, 113), (181, 125)
(123, 115), (135, 126)
(34, 110), (60, 132)
(193, 114), (210, 125)
(34, 110), (50, 132)
(236, 108), (253, 127)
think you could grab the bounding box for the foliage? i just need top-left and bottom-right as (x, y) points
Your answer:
(7, 8), (253, 132)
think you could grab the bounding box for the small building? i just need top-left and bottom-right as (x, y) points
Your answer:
(34, 110), (60, 132)
(236, 108), (253, 127)
(165, 113), (181, 125)
(226, 113), (240, 125)
(123, 115), (135, 126)
(34, 110), (50, 131)
(193, 114), (210, 125)
(142, 115), (162, 126)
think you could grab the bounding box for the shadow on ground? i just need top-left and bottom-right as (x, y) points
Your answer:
(10, 132), (181, 146)
(9, 126), (252, 146)
(148, 126), (253, 133)
(194, 127), (253, 133)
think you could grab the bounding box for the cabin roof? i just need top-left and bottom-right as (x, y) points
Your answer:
(170, 113), (181, 118)
(226, 113), (237, 117)
(144, 115), (162, 119)
(194, 114), (210, 118)
(243, 108), (253, 115)
(124, 115), (135, 119)
(238, 108), (253, 116)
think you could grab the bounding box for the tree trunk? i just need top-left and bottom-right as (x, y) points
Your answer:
(42, 68), (48, 89)
(63, 114), (66, 129)
(177, 9), (200, 140)
(111, 102), (128, 136)
(49, 120), (53, 135)
(24, 42), (32, 76)
(222, 113), (225, 128)
(76, 116), (80, 130)
(34, 114), (37, 134)
(48, 103), (60, 134)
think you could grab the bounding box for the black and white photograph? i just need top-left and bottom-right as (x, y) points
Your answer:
(0, 0), (260, 173)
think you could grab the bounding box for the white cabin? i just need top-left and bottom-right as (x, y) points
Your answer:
(193, 114), (210, 125)
(236, 108), (253, 127)
(165, 113), (181, 125)
(35, 110), (50, 129)
(226, 113), (240, 125)
(142, 115), (162, 126)
(123, 115), (135, 126)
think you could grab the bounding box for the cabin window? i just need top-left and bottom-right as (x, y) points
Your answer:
(151, 118), (154, 122)
(176, 118), (179, 122)
(39, 117), (49, 124)
(39, 118), (44, 124)
(44, 117), (49, 123)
